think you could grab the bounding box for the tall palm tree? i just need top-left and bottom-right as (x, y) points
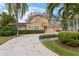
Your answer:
(72, 4), (79, 31)
(62, 3), (68, 30)
(58, 3), (79, 32)
(47, 3), (78, 31)
(57, 3), (69, 31)
(7, 3), (28, 36)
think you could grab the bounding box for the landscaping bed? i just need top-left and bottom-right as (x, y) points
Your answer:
(40, 31), (79, 56)
(55, 40), (79, 52)
(58, 31), (79, 47)
(43, 40), (79, 56)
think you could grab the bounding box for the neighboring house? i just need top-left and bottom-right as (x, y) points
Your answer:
(18, 13), (62, 33)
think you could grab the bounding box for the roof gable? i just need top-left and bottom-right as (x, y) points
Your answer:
(28, 14), (49, 23)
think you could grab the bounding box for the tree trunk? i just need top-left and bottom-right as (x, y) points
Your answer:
(74, 14), (78, 32)
(16, 10), (19, 37)
(16, 4), (19, 37)
(66, 13), (70, 31)
(64, 3), (67, 30)
(16, 18), (19, 37)
(67, 18), (71, 31)
(73, 15), (76, 32)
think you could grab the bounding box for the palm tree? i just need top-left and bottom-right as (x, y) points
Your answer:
(47, 3), (60, 16)
(58, 3), (79, 32)
(57, 3), (69, 31)
(47, 3), (79, 31)
(62, 3), (70, 31)
(72, 4), (79, 31)
(46, 3), (60, 24)
(7, 3), (28, 36)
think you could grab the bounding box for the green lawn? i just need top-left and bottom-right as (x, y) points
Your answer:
(0, 36), (16, 45)
(43, 40), (79, 56)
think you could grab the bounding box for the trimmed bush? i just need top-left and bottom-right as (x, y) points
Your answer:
(39, 34), (58, 39)
(18, 30), (45, 34)
(56, 30), (61, 32)
(0, 26), (16, 36)
(58, 31), (79, 47)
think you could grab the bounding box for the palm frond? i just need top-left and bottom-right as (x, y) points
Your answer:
(47, 3), (60, 16)
(7, 3), (12, 14)
(58, 7), (64, 16)
(22, 3), (28, 17)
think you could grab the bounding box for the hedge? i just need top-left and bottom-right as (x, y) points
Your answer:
(58, 31), (79, 47)
(0, 26), (16, 36)
(0, 29), (45, 36)
(18, 30), (45, 34)
(39, 34), (58, 39)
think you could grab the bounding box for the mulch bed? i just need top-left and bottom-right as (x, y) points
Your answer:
(54, 40), (79, 52)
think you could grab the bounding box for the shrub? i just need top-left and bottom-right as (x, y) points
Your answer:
(39, 34), (58, 39)
(56, 30), (61, 32)
(0, 26), (16, 36)
(18, 30), (45, 34)
(58, 31), (79, 47)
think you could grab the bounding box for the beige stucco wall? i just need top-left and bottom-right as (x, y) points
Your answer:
(26, 23), (44, 30)
(26, 16), (49, 30)
(46, 25), (62, 33)
(18, 25), (27, 30)
(31, 16), (42, 23)
(41, 18), (49, 26)
(18, 15), (62, 33)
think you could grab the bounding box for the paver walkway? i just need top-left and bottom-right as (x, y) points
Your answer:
(0, 34), (58, 56)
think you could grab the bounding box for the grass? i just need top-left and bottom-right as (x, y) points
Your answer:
(0, 35), (16, 45)
(43, 40), (79, 56)
(0, 34), (25, 45)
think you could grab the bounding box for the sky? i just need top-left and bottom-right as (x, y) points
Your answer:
(53, 4), (64, 16)
(28, 3), (47, 13)
(27, 3), (64, 15)
(0, 4), (8, 13)
(0, 3), (64, 23)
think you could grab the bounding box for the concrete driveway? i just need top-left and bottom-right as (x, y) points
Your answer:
(0, 34), (58, 56)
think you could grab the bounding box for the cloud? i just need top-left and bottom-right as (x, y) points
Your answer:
(0, 4), (47, 23)
(0, 3), (6, 8)
(22, 10), (35, 19)
(0, 3), (8, 13)
(19, 10), (35, 23)
(28, 6), (46, 13)
(19, 6), (46, 23)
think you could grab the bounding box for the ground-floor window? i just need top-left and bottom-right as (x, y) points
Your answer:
(34, 26), (39, 30)
(28, 26), (31, 28)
